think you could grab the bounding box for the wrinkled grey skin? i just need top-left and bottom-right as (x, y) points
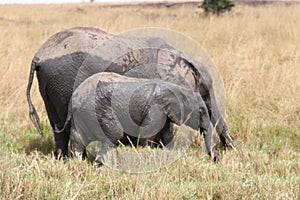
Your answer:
(26, 27), (234, 159)
(66, 72), (216, 164)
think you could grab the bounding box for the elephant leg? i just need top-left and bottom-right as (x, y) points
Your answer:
(209, 93), (235, 150)
(54, 132), (69, 159)
(42, 95), (69, 159)
(69, 121), (87, 160)
(138, 137), (150, 147)
(219, 125), (236, 151)
(202, 125), (218, 163)
(96, 96), (124, 144)
(95, 106), (124, 166)
(156, 118), (174, 149)
(95, 139), (116, 166)
(212, 113), (236, 151)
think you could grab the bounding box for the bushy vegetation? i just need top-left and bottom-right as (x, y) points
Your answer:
(199, 0), (235, 15)
(0, 3), (299, 199)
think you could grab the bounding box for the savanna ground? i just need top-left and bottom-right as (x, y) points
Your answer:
(0, 2), (299, 199)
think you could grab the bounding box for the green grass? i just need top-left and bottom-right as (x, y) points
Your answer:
(0, 113), (298, 199)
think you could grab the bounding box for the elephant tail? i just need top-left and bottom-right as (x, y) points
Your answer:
(26, 59), (43, 135)
(54, 102), (72, 134)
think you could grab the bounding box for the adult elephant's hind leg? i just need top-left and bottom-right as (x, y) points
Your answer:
(42, 95), (69, 159)
(54, 132), (69, 158)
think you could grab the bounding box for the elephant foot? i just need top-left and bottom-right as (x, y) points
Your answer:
(94, 140), (117, 168)
(71, 150), (87, 161)
(54, 132), (70, 159)
(94, 155), (104, 167)
(54, 148), (69, 160)
(94, 161), (104, 168)
(208, 151), (219, 163)
(53, 149), (62, 160)
(213, 155), (219, 163)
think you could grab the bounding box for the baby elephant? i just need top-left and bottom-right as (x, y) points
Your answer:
(60, 72), (218, 164)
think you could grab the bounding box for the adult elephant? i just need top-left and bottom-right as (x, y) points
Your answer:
(27, 27), (234, 159)
(62, 72), (216, 164)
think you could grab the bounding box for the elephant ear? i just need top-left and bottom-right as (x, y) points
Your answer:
(154, 83), (199, 127)
(183, 55), (226, 118)
(153, 84), (180, 124)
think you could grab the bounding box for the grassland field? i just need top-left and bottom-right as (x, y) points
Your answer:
(0, 2), (299, 199)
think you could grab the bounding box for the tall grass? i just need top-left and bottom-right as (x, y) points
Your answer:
(0, 3), (299, 199)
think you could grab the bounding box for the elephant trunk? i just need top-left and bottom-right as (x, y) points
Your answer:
(209, 91), (235, 150)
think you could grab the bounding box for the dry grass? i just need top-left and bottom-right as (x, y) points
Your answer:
(0, 3), (299, 199)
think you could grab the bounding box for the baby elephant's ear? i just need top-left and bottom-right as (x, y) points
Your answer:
(154, 85), (187, 125)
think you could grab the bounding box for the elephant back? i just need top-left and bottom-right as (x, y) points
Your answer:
(35, 27), (112, 63)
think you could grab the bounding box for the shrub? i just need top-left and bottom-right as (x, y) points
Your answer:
(199, 0), (235, 15)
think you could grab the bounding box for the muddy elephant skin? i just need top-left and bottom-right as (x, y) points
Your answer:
(67, 72), (216, 163)
(26, 27), (234, 158)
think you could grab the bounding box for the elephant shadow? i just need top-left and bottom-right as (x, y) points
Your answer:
(23, 130), (54, 155)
